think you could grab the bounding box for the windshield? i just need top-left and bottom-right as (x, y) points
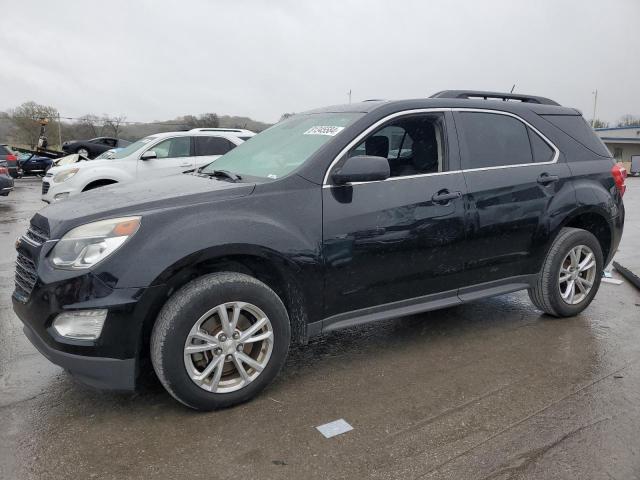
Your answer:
(201, 113), (363, 179)
(107, 136), (158, 159)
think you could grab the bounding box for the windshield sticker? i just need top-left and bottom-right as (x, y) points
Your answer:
(303, 126), (345, 136)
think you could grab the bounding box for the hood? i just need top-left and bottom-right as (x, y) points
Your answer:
(37, 174), (255, 234)
(49, 157), (114, 174)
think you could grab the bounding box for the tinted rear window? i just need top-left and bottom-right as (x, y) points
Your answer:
(194, 136), (236, 156)
(457, 112), (533, 168)
(541, 115), (611, 157)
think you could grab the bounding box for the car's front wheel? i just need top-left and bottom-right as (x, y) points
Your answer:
(151, 272), (291, 410)
(528, 227), (603, 317)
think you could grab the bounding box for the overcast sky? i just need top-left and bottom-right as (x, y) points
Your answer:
(1, 0), (638, 124)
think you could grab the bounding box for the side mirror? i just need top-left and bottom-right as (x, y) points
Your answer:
(331, 155), (390, 185)
(140, 150), (157, 160)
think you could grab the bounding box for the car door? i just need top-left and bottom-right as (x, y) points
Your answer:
(192, 136), (237, 170)
(322, 111), (468, 318)
(453, 110), (572, 287)
(136, 136), (195, 179)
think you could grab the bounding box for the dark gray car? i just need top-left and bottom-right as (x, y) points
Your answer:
(0, 159), (14, 196)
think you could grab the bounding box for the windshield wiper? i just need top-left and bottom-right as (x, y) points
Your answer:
(202, 169), (242, 182)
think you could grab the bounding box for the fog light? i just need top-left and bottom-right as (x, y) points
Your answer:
(52, 309), (107, 340)
(54, 192), (70, 201)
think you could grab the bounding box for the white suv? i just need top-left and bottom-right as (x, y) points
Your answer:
(42, 128), (255, 203)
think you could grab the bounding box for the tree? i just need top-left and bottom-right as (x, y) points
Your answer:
(616, 114), (640, 127)
(181, 113), (219, 129)
(589, 118), (609, 129)
(76, 114), (102, 138)
(103, 115), (127, 138)
(9, 101), (59, 148)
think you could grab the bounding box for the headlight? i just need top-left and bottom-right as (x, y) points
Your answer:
(50, 216), (141, 269)
(53, 168), (79, 183)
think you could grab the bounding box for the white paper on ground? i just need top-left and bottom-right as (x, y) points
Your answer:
(602, 277), (623, 285)
(316, 419), (353, 438)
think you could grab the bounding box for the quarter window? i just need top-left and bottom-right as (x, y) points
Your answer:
(348, 113), (446, 178)
(528, 128), (554, 162)
(458, 112), (533, 168)
(194, 136), (236, 156)
(151, 137), (191, 158)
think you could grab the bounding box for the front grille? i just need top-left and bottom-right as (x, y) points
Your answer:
(15, 253), (38, 299)
(25, 224), (49, 245)
(42, 181), (50, 195)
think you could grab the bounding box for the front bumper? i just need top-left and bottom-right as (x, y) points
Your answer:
(41, 177), (77, 203)
(23, 322), (136, 391)
(12, 258), (167, 391)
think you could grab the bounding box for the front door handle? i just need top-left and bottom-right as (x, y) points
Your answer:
(432, 190), (462, 204)
(537, 173), (560, 185)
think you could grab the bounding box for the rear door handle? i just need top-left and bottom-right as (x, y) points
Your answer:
(432, 190), (462, 204)
(537, 173), (559, 185)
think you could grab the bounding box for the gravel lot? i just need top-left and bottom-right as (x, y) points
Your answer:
(1, 177), (639, 480)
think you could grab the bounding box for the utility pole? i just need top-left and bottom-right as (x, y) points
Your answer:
(591, 89), (598, 127)
(347, 89), (352, 104)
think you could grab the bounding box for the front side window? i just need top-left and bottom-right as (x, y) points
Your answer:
(457, 112), (533, 168)
(194, 136), (235, 156)
(201, 112), (364, 179)
(347, 113), (446, 177)
(151, 137), (191, 159)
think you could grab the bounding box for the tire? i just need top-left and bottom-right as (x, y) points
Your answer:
(76, 148), (90, 158)
(151, 272), (291, 410)
(528, 227), (603, 317)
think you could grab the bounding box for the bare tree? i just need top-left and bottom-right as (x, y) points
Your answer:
(616, 114), (640, 127)
(103, 115), (127, 138)
(76, 114), (102, 138)
(9, 101), (59, 148)
(181, 113), (219, 129)
(589, 118), (609, 129)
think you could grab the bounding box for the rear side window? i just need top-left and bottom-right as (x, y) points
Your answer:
(541, 115), (611, 157)
(457, 112), (533, 168)
(194, 136), (236, 156)
(528, 128), (555, 162)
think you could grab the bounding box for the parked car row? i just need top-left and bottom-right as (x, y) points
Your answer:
(42, 128), (255, 202)
(12, 91), (626, 411)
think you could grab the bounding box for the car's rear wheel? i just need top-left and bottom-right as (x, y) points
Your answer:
(151, 272), (290, 410)
(528, 227), (603, 317)
(76, 148), (90, 158)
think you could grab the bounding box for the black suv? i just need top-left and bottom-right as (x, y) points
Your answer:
(13, 91), (626, 410)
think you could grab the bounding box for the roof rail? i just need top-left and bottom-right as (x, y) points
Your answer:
(430, 90), (560, 106)
(189, 128), (255, 134)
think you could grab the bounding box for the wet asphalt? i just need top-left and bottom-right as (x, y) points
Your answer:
(1, 177), (639, 480)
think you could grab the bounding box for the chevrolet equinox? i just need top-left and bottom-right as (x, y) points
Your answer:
(13, 90), (626, 410)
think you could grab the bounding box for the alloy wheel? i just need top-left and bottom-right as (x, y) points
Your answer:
(183, 301), (274, 393)
(558, 245), (597, 305)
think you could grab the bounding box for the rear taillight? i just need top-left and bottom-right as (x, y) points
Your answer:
(0, 166), (8, 175)
(6, 154), (16, 162)
(611, 163), (627, 196)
